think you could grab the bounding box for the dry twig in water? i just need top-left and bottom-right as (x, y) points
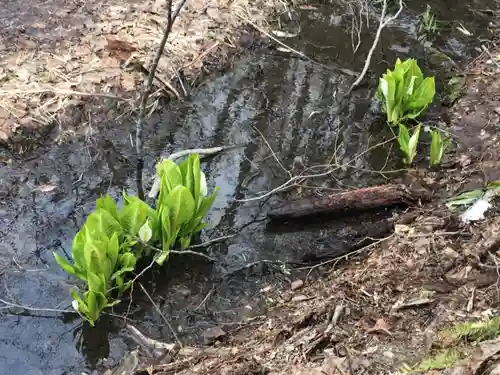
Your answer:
(139, 283), (182, 347)
(237, 137), (395, 202)
(348, 0), (404, 92)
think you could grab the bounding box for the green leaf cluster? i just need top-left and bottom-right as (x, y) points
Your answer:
(53, 154), (218, 325)
(376, 58), (435, 126)
(155, 154), (219, 264)
(53, 195), (153, 325)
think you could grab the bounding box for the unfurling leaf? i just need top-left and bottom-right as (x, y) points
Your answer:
(376, 58), (435, 125)
(156, 251), (170, 265)
(430, 129), (446, 166)
(138, 218), (152, 243)
(446, 189), (484, 209)
(53, 253), (80, 279)
(398, 123), (421, 166)
(95, 195), (120, 222)
(408, 123), (422, 163)
(157, 159), (183, 193)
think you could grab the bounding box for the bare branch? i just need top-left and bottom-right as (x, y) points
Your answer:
(348, 0), (404, 92)
(136, 0), (187, 200)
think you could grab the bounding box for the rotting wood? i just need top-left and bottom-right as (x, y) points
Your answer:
(268, 184), (430, 221)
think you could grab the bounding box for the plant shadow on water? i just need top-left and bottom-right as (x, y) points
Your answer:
(0, 0), (497, 373)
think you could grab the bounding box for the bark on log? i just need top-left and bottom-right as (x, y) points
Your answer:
(268, 184), (429, 220)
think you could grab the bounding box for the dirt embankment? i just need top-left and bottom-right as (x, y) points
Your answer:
(0, 0), (275, 153)
(104, 50), (500, 375)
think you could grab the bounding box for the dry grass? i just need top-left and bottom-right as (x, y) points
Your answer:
(0, 0), (282, 147)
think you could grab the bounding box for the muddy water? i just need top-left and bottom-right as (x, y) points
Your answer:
(0, 1), (497, 373)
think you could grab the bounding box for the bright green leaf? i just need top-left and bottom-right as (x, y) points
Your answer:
(119, 201), (149, 236)
(106, 233), (119, 268)
(53, 253), (80, 279)
(446, 189), (484, 209)
(85, 209), (123, 238)
(398, 123), (410, 154)
(119, 253), (136, 269)
(408, 123), (422, 164)
(85, 291), (99, 324)
(96, 195), (119, 222)
(430, 130), (445, 166)
(192, 155), (201, 204)
(87, 272), (105, 293)
(179, 157), (194, 197)
(72, 230), (87, 273)
(156, 251), (170, 265)
(156, 159), (183, 193)
(179, 237), (191, 249)
(164, 185), (196, 227)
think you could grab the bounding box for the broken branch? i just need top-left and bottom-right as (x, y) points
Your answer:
(348, 0), (404, 92)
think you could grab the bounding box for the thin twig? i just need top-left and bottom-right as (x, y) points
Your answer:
(140, 240), (216, 262)
(481, 44), (500, 69)
(0, 298), (74, 314)
(193, 288), (213, 312)
(136, 0), (184, 200)
(348, 0), (404, 92)
(239, 15), (321, 68)
(126, 323), (178, 357)
(303, 234), (394, 279)
(237, 137), (395, 202)
(170, 249), (216, 262)
(188, 234), (235, 249)
(139, 283), (183, 347)
(0, 89), (125, 99)
(253, 125), (292, 178)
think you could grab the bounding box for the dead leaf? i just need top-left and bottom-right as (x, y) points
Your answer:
(121, 72), (137, 91)
(391, 297), (434, 313)
(469, 338), (500, 372)
(105, 36), (137, 62)
(366, 318), (392, 336)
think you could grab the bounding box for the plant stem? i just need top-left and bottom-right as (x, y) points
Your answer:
(136, 0), (188, 200)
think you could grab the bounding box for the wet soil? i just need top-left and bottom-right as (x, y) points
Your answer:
(1, 0), (500, 374)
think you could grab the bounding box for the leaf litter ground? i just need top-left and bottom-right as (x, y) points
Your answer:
(0, 0), (276, 152)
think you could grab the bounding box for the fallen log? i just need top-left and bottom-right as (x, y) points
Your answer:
(268, 184), (430, 220)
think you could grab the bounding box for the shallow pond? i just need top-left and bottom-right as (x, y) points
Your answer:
(0, 0), (497, 373)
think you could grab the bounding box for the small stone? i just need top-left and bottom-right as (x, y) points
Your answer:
(383, 351), (395, 360)
(291, 279), (304, 291)
(291, 295), (310, 302)
(202, 326), (226, 344)
(443, 247), (459, 259)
